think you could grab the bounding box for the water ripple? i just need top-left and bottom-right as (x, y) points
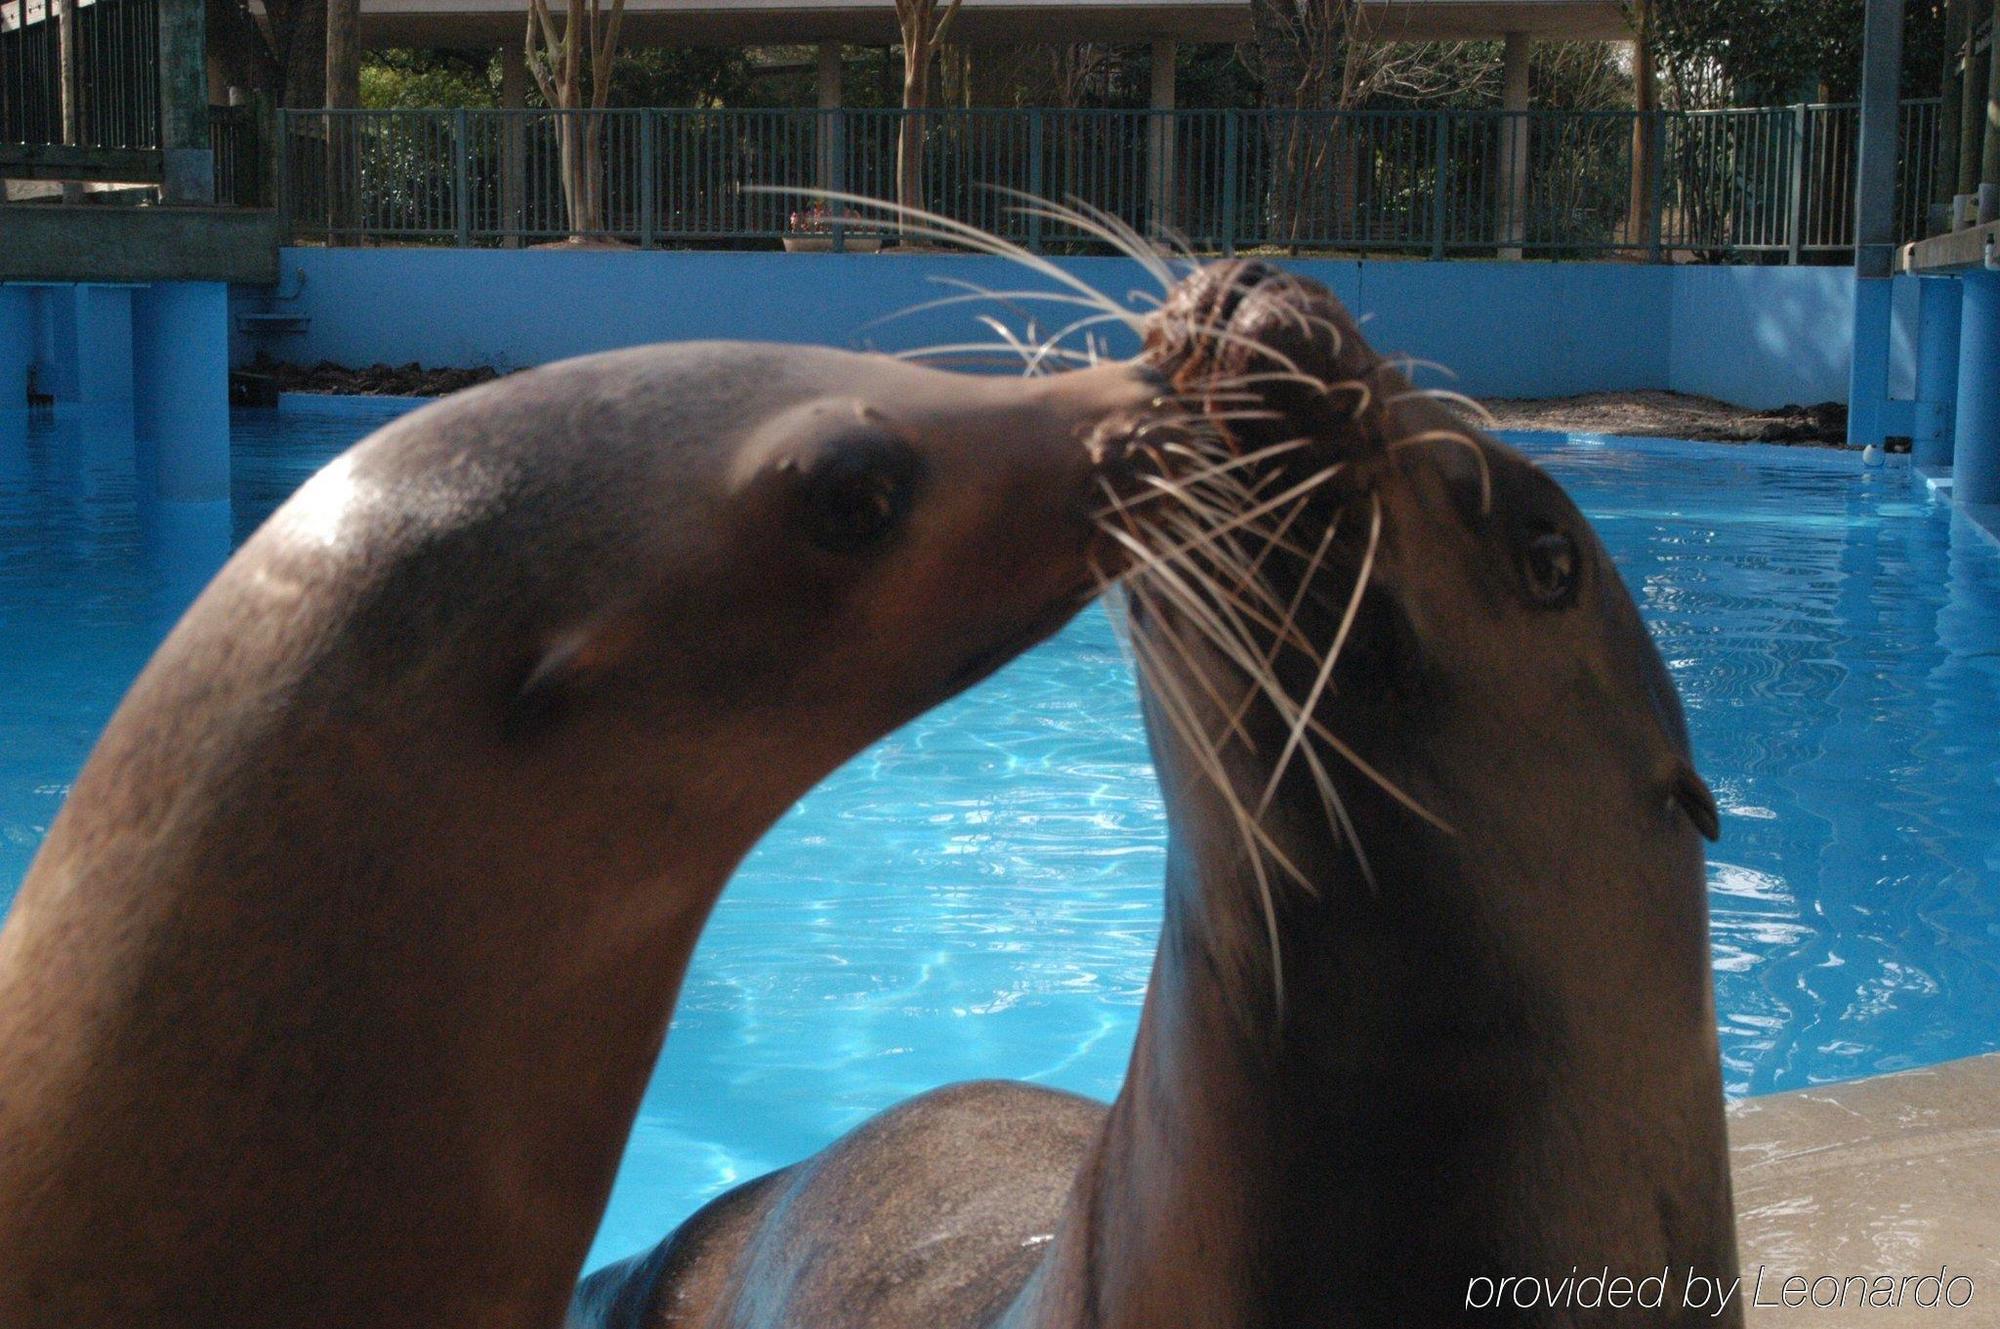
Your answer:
(3, 417), (1999, 1268)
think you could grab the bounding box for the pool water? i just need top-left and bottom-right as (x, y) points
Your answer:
(3, 406), (1998, 1271)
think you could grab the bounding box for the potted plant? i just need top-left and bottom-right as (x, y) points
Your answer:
(782, 204), (885, 253)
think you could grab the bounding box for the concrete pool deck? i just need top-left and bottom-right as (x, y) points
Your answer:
(1733, 1053), (2000, 1324)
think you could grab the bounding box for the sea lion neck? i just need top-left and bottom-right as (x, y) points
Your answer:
(1004, 680), (1741, 1329)
(0, 601), (755, 1329)
(0, 344), (1167, 1329)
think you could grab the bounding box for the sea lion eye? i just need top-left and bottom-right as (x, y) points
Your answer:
(795, 437), (923, 555)
(1519, 523), (1579, 607)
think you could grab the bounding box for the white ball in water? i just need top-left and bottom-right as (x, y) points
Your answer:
(1862, 445), (1884, 468)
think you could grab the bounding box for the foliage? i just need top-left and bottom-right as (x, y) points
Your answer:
(1639, 0), (1948, 107)
(361, 51), (497, 109)
(608, 49), (761, 108)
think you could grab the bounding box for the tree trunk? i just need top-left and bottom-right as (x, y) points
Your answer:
(1250, 0), (1362, 249)
(527, 0), (627, 242)
(1628, 0), (1659, 252)
(898, 44), (930, 218)
(892, 0), (960, 230)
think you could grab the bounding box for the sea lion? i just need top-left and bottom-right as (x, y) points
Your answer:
(0, 342), (1163, 1329)
(578, 263), (1739, 1327)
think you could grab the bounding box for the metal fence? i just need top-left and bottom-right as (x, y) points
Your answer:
(210, 102), (261, 205)
(1, 0), (158, 150)
(278, 101), (1940, 259)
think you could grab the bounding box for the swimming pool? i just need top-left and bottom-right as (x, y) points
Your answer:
(3, 404), (1997, 1271)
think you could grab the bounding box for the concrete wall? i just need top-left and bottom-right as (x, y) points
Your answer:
(234, 249), (1898, 410)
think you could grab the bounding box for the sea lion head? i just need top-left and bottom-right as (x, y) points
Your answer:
(1112, 261), (1736, 1297)
(77, 342), (1165, 909)
(1123, 261), (1719, 985)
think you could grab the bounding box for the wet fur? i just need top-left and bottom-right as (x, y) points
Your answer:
(578, 263), (1739, 1328)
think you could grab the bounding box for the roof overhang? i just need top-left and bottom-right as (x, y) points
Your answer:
(353, 0), (1632, 52)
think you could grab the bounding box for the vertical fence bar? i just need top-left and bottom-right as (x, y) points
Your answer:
(453, 107), (471, 246)
(243, 101), (1935, 262)
(638, 108), (657, 248)
(1786, 103), (1808, 263)
(1026, 106), (1043, 253)
(276, 106), (291, 238)
(1430, 109), (1448, 259)
(1648, 110), (1667, 262)
(1220, 109), (1239, 255)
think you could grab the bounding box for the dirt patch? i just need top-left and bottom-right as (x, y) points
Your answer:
(1473, 390), (1851, 447)
(231, 356), (507, 405)
(232, 359), (1852, 451)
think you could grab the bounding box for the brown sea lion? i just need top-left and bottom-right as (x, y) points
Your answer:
(577, 263), (1739, 1328)
(0, 343), (1163, 1329)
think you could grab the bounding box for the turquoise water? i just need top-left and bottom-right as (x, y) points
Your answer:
(3, 406), (1998, 1272)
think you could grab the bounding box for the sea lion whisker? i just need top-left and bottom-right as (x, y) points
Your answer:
(1145, 222), (1205, 271)
(1391, 386), (1496, 427)
(1256, 497), (1380, 823)
(985, 188), (1177, 293)
(1158, 316), (1317, 385)
(974, 316), (1042, 373)
(1107, 529), (1298, 729)
(1127, 578), (1263, 756)
(1191, 370), (1340, 396)
(1110, 530), (1277, 686)
(1051, 192), (1182, 294)
(860, 283), (1152, 338)
(760, 187), (1142, 332)
(888, 343), (1096, 367)
(1383, 353), (1458, 383)
(1388, 428), (1494, 515)
(1238, 488), (1323, 593)
(1127, 622), (1293, 1010)
(1136, 467), (1344, 571)
(1026, 311), (1146, 375)
(1151, 437), (1315, 492)
(1152, 511), (1314, 653)
(1221, 504), (1343, 738)
(1303, 711), (1456, 836)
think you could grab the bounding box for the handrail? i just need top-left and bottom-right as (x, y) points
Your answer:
(254, 100), (1939, 261)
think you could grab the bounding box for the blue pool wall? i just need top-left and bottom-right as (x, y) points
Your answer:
(231, 250), (1922, 411)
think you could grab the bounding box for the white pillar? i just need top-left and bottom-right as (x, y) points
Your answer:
(1149, 38), (1178, 238)
(132, 282), (230, 504)
(499, 44), (528, 247)
(0, 284), (31, 438)
(818, 42), (844, 198)
(1499, 32), (1533, 260)
(818, 41), (844, 109)
(73, 285), (136, 426)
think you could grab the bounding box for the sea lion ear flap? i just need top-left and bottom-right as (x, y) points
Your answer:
(504, 615), (642, 741)
(1671, 764), (1721, 842)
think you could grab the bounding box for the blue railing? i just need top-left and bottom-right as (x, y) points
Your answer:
(277, 100), (1941, 260)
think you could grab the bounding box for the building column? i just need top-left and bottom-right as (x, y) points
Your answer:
(0, 285), (31, 437)
(818, 40), (844, 109)
(1954, 271), (2000, 504)
(157, 0), (214, 204)
(1848, 278), (1899, 448)
(818, 40), (844, 198)
(1960, 4), (1991, 223)
(1981, 0), (2000, 224)
(1848, 0), (1905, 448)
(1914, 277), (1964, 468)
(500, 44), (528, 247)
(73, 285), (137, 425)
(1148, 38), (1177, 239)
(132, 283), (230, 504)
(1499, 32), (1533, 261)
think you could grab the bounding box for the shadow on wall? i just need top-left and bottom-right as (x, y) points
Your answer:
(1668, 267), (1901, 410)
(233, 251), (1889, 411)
